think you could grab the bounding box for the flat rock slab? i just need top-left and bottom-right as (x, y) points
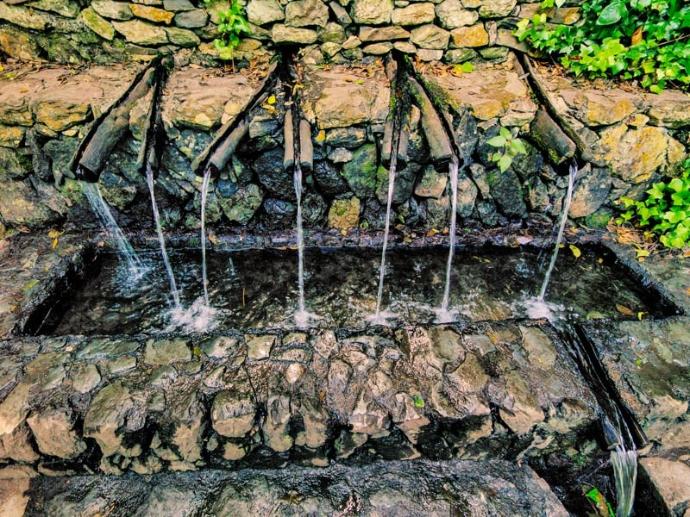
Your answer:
(0, 321), (599, 475)
(0, 65), (139, 132)
(0, 64), (267, 135)
(0, 234), (90, 339)
(419, 58), (537, 127)
(581, 316), (690, 514)
(162, 67), (264, 131)
(1, 459), (567, 516)
(301, 61), (390, 130)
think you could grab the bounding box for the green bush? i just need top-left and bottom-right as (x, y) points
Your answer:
(515, 0), (690, 93)
(616, 160), (690, 249)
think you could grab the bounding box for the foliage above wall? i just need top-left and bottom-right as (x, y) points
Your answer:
(516, 0), (690, 93)
(617, 160), (690, 249)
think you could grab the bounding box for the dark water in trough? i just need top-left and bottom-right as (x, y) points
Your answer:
(37, 245), (667, 335)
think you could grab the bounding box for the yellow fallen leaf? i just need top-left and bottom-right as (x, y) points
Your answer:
(637, 311), (647, 320)
(569, 244), (581, 258)
(631, 26), (644, 45)
(616, 304), (635, 316)
(315, 130), (326, 143)
(266, 94), (276, 105)
(48, 229), (63, 250)
(635, 248), (650, 259)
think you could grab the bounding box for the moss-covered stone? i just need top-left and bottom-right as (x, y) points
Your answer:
(218, 184), (264, 224)
(328, 197), (360, 231)
(81, 7), (116, 41)
(341, 144), (379, 198)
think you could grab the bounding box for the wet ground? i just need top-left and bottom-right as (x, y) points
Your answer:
(39, 245), (672, 335)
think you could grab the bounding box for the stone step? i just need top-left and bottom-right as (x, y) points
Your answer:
(0, 319), (600, 476)
(1, 459), (568, 516)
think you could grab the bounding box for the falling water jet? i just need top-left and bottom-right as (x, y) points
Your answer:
(283, 72), (317, 328)
(369, 138), (400, 326)
(83, 181), (146, 282)
(611, 443), (637, 517)
(145, 162), (180, 308)
(200, 167), (212, 306)
(293, 160), (311, 328)
(165, 166), (221, 334)
(524, 161), (578, 320)
(368, 56), (411, 326)
(434, 155), (461, 324)
(600, 414), (638, 517)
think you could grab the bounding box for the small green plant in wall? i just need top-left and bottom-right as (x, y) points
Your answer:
(616, 160), (690, 249)
(486, 127), (527, 172)
(208, 0), (251, 68)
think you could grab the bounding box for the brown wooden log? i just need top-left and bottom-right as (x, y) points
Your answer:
(283, 109), (295, 171)
(73, 64), (157, 181)
(298, 118), (313, 172)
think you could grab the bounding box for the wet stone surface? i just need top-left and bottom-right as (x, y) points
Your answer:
(582, 316), (690, 514)
(0, 321), (599, 475)
(2, 459), (568, 516)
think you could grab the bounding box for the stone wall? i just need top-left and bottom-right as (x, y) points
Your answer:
(0, 55), (688, 236)
(0, 0), (580, 65)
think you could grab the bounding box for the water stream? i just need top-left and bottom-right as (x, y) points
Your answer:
(611, 443), (637, 517)
(435, 155), (460, 323)
(293, 162), (314, 328)
(525, 162), (578, 320)
(201, 168), (212, 306)
(83, 181), (146, 282)
(370, 143), (399, 325)
(539, 162), (578, 301)
(145, 163), (180, 308)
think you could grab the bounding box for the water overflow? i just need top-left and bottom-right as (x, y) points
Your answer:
(83, 182), (146, 281)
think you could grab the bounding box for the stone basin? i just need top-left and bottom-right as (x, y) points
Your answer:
(21, 240), (680, 337)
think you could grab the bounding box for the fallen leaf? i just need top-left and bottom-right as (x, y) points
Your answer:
(208, 232), (219, 246)
(637, 311), (647, 320)
(266, 94), (276, 105)
(631, 26), (643, 45)
(616, 304), (635, 316)
(569, 244), (581, 258)
(48, 229), (63, 250)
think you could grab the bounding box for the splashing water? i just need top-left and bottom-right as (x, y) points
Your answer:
(435, 155), (460, 323)
(611, 443), (638, 517)
(200, 168), (212, 306)
(523, 162), (578, 321)
(167, 297), (220, 334)
(83, 182), (146, 282)
(370, 140), (399, 326)
(293, 162), (317, 328)
(538, 162), (578, 301)
(145, 163), (180, 308)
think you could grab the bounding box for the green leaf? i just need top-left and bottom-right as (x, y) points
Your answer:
(486, 135), (507, 148)
(498, 154), (512, 172)
(597, 2), (628, 26)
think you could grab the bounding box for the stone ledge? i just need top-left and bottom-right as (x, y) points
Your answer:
(419, 57), (538, 127)
(0, 459), (568, 515)
(527, 60), (688, 186)
(0, 320), (599, 475)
